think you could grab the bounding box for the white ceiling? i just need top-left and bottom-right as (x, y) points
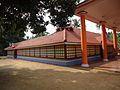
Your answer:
(75, 0), (120, 31)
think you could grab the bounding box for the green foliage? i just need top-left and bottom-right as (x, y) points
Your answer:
(0, 0), (81, 33)
(0, 0), (82, 55)
(31, 31), (50, 39)
(48, 0), (78, 27)
(106, 32), (120, 44)
(96, 24), (100, 29)
(71, 19), (80, 28)
(106, 32), (113, 40)
(117, 33), (120, 44)
(0, 17), (25, 55)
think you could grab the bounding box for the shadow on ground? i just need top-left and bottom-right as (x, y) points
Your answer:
(0, 63), (120, 90)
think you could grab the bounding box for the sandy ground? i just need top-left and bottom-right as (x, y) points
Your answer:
(0, 58), (120, 90)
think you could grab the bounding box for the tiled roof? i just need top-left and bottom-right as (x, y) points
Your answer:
(5, 28), (113, 50)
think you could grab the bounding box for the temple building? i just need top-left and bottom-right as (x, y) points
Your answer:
(5, 0), (120, 67)
(5, 27), (114, 66)
(74, 0), (119, 67)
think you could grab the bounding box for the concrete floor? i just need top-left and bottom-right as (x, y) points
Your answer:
(90, 56), (120, 72)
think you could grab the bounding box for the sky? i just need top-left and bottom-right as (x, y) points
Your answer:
(25, 0), (114, 38)
(45, 15), (102, 34)
(25, 15), (112, 38)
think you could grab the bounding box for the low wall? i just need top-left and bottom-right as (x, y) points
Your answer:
(108, 53), (115, 59)
(7, 55), (102, 66)
(7, 55), (14, 58)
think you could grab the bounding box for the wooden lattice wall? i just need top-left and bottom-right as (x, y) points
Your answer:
(107, 45), (114, 54)
(7, 44), (114, 59)
(7, 50), (14, 56)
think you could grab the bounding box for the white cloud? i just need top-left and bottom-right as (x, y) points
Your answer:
(46, 24), (56, 34)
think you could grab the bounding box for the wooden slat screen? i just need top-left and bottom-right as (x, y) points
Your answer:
(17, 49), (29, 56)
(17, 49), (22, 56)
(75, 45), (82, 58)
(7, 50), (14, 55)
(34, 48), (40, 57)
(26, 49), (29, 56)
(15, 44), (102, 59)
(66, 45), (82, 59)
(66, 45), (100, 59)
(95, 45), (100, 55)
(87, 45), (100, 56)
(22, 49), (25, 56)
(41, 47), (47, 57)
(46, 46), (54, 58)
(66, 45), (76, 59)
(55, 45), (64, 59)
(87, 45), (95, 56)
(107, 45), (114, 54)
(29, 48), (34, 57)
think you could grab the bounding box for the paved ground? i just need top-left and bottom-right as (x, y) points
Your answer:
(0, 58), (120, 90)
(90, 56), (120, 72)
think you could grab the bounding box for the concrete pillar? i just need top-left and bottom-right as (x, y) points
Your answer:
(113, 27), (118, 56)
(80, 11), (89, 67)
(100, 21), (108, 61)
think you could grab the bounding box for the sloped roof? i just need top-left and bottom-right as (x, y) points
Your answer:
(5, 28), (113, 50)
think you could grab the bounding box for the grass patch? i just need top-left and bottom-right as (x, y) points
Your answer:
(0, 56), (7, 59)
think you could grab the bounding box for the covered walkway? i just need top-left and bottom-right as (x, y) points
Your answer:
(90, 56), (120, 72)
(75, 0), (120, 67)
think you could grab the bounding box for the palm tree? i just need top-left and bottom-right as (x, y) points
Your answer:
(71, 19), (80, 28)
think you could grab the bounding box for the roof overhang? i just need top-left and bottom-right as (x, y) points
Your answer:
(75, 0), (120, 31)
(5, 42), (103, 50)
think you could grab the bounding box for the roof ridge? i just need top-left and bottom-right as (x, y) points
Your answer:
(72, 27), (100, 35)
(16, 31), (58, 44)
(63, 29), (67, 42)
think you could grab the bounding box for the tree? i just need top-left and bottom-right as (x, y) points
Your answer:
(0, 0), (81, 32)
(106, 32), (113, 40)
(0, 0), (82, 55)
(117, 33), (120, 44)
(95, 24), (120, 44)
(0, 17), (25, 55)
(0, 0), (82, 35)
(96, 24), (100, 29)
(71, 19), (80, 28)
(31, 31), (50, 39)
(106, 31), (120, 44)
